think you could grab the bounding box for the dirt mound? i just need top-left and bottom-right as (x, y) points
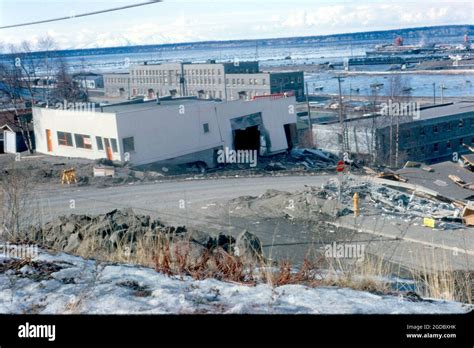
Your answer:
(26, 209), (263, 265)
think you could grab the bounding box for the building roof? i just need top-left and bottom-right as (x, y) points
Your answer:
(99, 98), (216, 113)
(417, 101), (474, 120)
(317, 101), (474, 128)
(396, 161), (474, 201)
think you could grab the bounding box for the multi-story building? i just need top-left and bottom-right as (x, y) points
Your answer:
(103, 61), (304, 101)
(103, 73), (131, 98)
(225, 71), (304, 101)
(312, 102), (474, 167)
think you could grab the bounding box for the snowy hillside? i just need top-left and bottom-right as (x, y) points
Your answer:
(0, 249), (471, 314)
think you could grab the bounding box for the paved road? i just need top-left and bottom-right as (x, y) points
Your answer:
(33, 175), (331, 223)
(31, 174), (474, 271)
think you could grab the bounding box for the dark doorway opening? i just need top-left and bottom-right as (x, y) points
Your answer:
(234, 125), (260, 152)
(284, 123), (298, 150)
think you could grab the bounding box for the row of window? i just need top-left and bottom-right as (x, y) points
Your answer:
(107, 75), (302, 88)
(132, 68), (224, 77)
(134, 77), (170, 84)
(106, 77), (128, 84)
(57, 131), (119, 153)
(188, 77), (223, 85)
(184, 68), (222, 76)
(227, 78), (267, 86)
(405, 137), (474, 156)
(132, 69), (179, 77)
(413, 119), (474, 137)
(432, 137), (474, 152)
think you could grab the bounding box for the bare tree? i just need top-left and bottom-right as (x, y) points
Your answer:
(37, 35), (58, 106)
(54, 58), (84, 102)
(0, 52), (35, 153)
(0, 37), (87, 154)
(0, 40), (46, 153)
(0, 164), (35, 241)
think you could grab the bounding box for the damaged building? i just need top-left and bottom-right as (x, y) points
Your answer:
(32, 95), (297, 168)
(313, 101), (474, 166)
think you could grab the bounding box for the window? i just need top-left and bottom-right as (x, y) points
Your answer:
(203, 123), (210, 133)
(459, 119), (464, 128)
(122, 137), (135, 152)
(433, 125), (438, 133)
(433, 143), (439, 152)
(74, 134), (92, 149)
(96, 136), (104, 151)
(110, 138), (118, 153)
(57, 131), (73, 147)
(420, 127), (425, 136)
(447, 140), (452, 149)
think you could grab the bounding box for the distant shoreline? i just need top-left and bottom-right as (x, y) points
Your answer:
(0, 24), (472, 58)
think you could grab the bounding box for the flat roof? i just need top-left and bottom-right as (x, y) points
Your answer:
(99, 98), (217, 113)
(417, 101), (474, 120)
(396, 161), (474, 201)
(317, 101), (474, 128)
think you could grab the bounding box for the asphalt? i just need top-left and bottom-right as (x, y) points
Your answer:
(29, 174), (474, 271)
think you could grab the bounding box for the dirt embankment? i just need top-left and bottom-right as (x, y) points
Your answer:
(22, 209), (264, 270)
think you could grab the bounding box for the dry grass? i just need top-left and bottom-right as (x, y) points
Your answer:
(322, 255), (391, 293)
(410, 249), (473, 304)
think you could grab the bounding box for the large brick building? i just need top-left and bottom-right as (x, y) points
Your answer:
(104, 61), (304, 101)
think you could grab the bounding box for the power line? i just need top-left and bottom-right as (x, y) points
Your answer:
(0, 1), (162, 30)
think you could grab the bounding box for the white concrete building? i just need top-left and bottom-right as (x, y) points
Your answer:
(33, 96), (298, 167)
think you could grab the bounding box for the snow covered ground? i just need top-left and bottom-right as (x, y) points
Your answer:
(0, 249), (471, 314)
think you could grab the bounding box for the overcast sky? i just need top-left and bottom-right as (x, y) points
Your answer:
(0, 0), (472, 50)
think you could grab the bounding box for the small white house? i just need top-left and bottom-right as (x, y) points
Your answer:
(0, 110), (32, 154)
(33, 96), (297, 167)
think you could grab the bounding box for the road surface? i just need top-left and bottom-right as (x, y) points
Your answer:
(30, 174), (474, 271)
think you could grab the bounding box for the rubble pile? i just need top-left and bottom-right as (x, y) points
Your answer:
(254, 147), (340, 172)
(227, 176), (463, 226)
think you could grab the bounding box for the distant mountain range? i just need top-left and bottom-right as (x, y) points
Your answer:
(1, 24), (472, 60)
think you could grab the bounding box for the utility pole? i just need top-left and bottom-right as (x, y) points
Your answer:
(440, 83), (444, 104)
(432, 82), (436, 104)
(305, 81), (314, 147)
(395, 112), (400, 167)
(335, 76), (346, 155)
(370, 85), (380, 165)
